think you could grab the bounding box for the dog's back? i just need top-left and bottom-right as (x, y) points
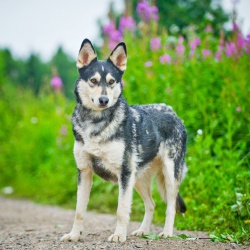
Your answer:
(129, 104), (187, 174)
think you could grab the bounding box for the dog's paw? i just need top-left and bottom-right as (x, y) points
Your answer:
(158, 231), (173, 238)
(60, 232), (80, 242)
(108, 233), (126, 243)
(131, 228), (149, 236)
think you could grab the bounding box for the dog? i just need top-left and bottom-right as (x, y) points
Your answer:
(61, 39), (187, 243)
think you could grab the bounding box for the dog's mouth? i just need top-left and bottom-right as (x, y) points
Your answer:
(98, 104), (108, 108)
(91, 98), (109, 109)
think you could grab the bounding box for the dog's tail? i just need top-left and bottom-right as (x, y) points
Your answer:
(176, 193), (187, 213)
(156, 173), (187, 213)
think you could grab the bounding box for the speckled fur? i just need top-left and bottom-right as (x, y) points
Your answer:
(61, 39), (187, 243)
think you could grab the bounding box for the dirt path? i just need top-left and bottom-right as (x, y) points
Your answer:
(0, 197), (248, 250)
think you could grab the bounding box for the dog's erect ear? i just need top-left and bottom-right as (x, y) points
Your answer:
(108, 42), (127, 71)
(77, 39), (97, 68)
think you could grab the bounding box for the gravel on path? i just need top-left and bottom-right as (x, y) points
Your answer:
(0, 197), (248, 250)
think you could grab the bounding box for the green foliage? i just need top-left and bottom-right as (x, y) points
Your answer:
(130, 0), (229, 35)
(0, 84), (76, 205)
(157, 0), (228, 34)
(210, 233), (243, 244)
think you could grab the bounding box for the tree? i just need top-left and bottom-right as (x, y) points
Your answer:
(26, 54), (49, 95)
(129, 0), (229, 34)
(50, 47), (77, 98)
(0, 49), (17, 83)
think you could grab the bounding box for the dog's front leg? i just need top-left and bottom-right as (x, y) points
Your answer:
(61, 168), (93, 241)
(108, 170), (135, 243)
(61, 141), (93, 242)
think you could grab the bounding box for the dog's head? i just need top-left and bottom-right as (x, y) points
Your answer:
(75, 39), (127, 111)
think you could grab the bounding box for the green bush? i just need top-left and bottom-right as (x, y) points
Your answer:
(0, 85), (76, 205)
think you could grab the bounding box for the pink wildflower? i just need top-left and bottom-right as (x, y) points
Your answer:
(103, 22), (116, 35)
(178, 36), (184, 44)
(190, 38), (201, 51)
(51, 76), (62, 90)
(159, 54), (171, 64)
(225, 42), (237, 57)
(102, 22), (122, 50)
(176, 36), (185, 55)
(176, 44), (185, 55)
(144, 61), (153, 67)
(150, 37), (161, 51)
(108, 41), (117, 50)
(219, 38), (224, 50)
(202, 49), (211, 59)
(137, 1), (151, 21)
(233, 22), (240, 32)
(245, 34), (250, 53)
(246, 34), (250, 46)
(150, 6), (159, 21)
(108, 35), (122, 50)
(137, 1), (158, 22)
(109, 30), (122, 42)
(215, 51), (221, 61)
(218, 44), (224, 52)
(189, 38), (200, 58)
(189, 49), (195, 58)
(236, 33), (245, 49)
(205, 25), (213, 33)
(119, 16), (136, 33)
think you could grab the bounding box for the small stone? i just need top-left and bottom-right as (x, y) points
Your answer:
(135, 243), (144, 248)
(230, 243), (237, 249)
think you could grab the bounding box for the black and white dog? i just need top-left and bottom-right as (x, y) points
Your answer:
(61, 39), (187, 243)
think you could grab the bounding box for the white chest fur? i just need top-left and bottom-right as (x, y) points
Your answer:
(84, 139), (125, 168)
(74, 135), (125, 177)
(73, 105), (126, 175)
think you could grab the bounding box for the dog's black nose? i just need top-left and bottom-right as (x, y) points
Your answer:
(99, 97), (109, 106)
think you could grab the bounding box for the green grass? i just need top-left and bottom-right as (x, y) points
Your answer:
(0, 33), (249, 245)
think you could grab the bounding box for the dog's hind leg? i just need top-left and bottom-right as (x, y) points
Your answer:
(131, 173), (155, 236)
(158, 155), (179, 238)
(61, 141), (93, 242)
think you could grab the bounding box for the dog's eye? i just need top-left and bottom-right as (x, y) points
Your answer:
(90, 78), (97, 83)
(109, 79), (115, 84)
